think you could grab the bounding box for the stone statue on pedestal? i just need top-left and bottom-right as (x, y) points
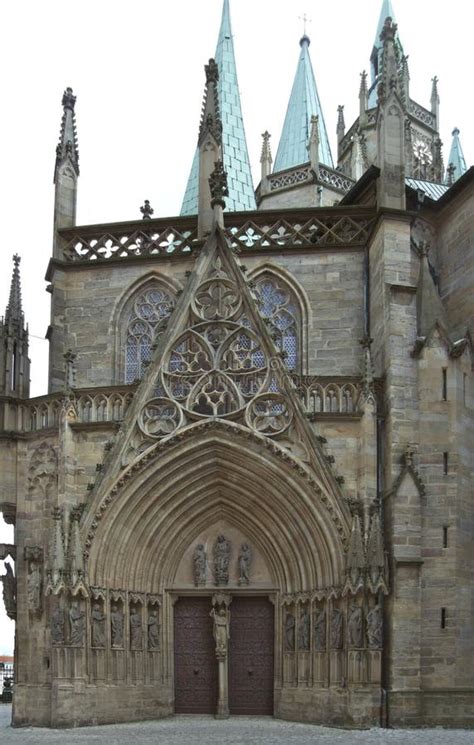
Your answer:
(91, 603), (106, 648)
(314, 608), (326, 651)
(367, 603), (383, 649)
(238, 543), (251, 585)
(111, 604), (124, 647)
(147, 609), (160, 650)
(348, 603), (363, 648)
(69, 602), (85, 646)
(210, 606), (230, 657)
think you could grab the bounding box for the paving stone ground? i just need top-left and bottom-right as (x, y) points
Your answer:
(1, 706), (473, 744)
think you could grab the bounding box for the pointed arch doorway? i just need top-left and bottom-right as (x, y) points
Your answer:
(173, 595), (274, 716)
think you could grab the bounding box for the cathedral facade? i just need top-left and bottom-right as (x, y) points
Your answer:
(0, 0), (473, 729)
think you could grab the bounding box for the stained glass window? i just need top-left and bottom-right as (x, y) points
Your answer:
(125, 287), (174, 383)
(255, 276), (300, 371)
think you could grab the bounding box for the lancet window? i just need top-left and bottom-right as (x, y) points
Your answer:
(124, 286), (174, 383)
(254, 275), (300, 371)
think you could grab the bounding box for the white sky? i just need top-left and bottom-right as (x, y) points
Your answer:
(0, 0), (473, 654)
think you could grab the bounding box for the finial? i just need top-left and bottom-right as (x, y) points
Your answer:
(6, 253), (23, 321)
(260, 131), (272, 162)
(140, 200), (154, 220)
(380, 16), (397, 42)
(55, 86), (79, 182)
(209, 160), (229, 209)
(62, 87), (76, 111)
(337, 105), (345, 140)
(199, 58), (222, 147)
(452, 127), (460, 137)
(308, 116), (320, 174)
(359, 70), (368, 96)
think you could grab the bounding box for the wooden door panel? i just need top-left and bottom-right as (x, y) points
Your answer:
(229, 596), (274, 715)
(174, 597), (217, 714)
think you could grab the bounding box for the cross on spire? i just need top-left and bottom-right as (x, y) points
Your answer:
(299, 13), (311, 36)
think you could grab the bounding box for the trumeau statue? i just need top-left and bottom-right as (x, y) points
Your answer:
(51, 607), (65, 644)
(298, 607), (310, 650)
(147, 609), (160, 650)
(69, 602), (86, 646)
(111, 604), (124, 647)
(130, 607), (143, 650)
(348, 603), (364, 648)
(91, 603), (106, 648)
(367, 603), (383, 649)
(284, 612), (295, 651)
(238, 543), (251, 585)
(210, 605), (230, 657)
(330, 608), (343, 649)
(193, 544), (207, 586)
(314, 608), (326, 651)
(213, 534), (231, 585)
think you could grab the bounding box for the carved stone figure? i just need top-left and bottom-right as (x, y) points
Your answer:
(314, 608), (326, 651)
(69, 602), (85, 646)
(213, 534), (231, 585)
(210, 605), (230, 657)
(91, 603), (106, 648)
(238, 543), (251, 585)
(28, 442), (57, 497)
(1, 562), (16, 620)
(130, 606), (143, 650)
(193, 544), (207, 586)
(111, 604), (124, 647)
(284, 612), (295, 651)
(27, 560), (42, 615)
(298, 607), (310, 650)
(330, 608), (343, 649)
(348, 603), (364, 648)
(51, 607), (65, 644)
(367, 604), (383, 649)
(147, 609), (160, 650)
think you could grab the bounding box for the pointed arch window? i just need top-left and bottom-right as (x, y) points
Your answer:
(254, 275), (300, 371)
(125, 286), (174, 383)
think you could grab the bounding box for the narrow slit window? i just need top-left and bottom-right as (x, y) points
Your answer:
(443, 526), (448, 548)
(443, 452), (449, 475)
(442, 368), (447, 401)
(441, 608), (447, 629)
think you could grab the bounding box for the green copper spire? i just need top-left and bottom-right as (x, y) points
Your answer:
(446, 128), (467, 184)
(274, 35), (333, 172)
(181, 0), (256, 215)
(368, 0), (403, 107)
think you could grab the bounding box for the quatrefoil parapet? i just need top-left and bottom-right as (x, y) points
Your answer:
(138, 398), (183, 439)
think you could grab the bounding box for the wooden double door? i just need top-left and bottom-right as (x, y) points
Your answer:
(174, 596), (274, 715)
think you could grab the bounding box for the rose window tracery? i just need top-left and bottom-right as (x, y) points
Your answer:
(125, 287), (174, 383)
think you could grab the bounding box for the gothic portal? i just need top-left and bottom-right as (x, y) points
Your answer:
(1, 0), (473, 730)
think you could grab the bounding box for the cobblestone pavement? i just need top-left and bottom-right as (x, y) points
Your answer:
(1, 706), (473, 744)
